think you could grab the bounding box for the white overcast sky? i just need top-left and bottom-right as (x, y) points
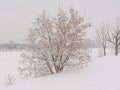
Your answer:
(0, 0), (120, 43)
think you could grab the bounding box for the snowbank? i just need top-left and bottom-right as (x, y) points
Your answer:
(0, 55), (120, 90)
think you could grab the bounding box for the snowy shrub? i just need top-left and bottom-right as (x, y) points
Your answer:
(3, 74), (15, 87)
(18, 7), (91, 78)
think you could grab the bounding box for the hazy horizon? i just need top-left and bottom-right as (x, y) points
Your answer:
(0, 0), (120, 43)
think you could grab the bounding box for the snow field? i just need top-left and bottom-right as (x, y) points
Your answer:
(0, 49), (120, 90)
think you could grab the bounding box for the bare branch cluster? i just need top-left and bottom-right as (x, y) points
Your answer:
(107, 19), (120, 55)
(96, 24), (108, 56)
(96, 18), (120, 56)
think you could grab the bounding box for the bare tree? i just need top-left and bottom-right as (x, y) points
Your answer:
(107, 19), (120, 56)
(96, 24), (108, 56)
(19, 7), (91, 78)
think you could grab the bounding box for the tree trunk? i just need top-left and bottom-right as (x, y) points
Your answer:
(103, 47), (106, 56)
(54, 66), (63, 73)
(46, 62), (54, 74)
(115, 45), (118, 56)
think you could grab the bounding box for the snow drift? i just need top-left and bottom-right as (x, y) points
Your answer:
(1, 55), (120, 90)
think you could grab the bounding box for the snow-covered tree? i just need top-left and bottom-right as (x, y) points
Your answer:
(18, 7), (91, 78)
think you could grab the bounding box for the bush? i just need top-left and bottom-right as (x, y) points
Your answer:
(18, 7), (91, 78)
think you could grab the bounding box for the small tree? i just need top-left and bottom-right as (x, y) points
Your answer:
(96, 24), (108, 56)
(107, 19), (120, 56)
(19, 7), (91, 78)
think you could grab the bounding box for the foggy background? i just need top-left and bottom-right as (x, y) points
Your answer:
(0, 0), (119, 43)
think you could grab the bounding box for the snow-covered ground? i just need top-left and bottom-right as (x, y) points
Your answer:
(0, 50), (120, 90)
(0, 51), (22, 86)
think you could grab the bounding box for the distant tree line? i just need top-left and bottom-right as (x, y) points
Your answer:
(0, 43), (27, 51)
